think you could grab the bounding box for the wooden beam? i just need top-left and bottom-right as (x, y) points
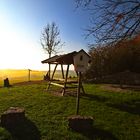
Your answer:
(61, 64), (65, 79)
(76, 72), (81, 115)
(51, 64), (58, 80)
(47, 64), (58, 90)
(81, 83), (85, 94)
(75, 72), (85, 94)
(62, 64), (69, 96)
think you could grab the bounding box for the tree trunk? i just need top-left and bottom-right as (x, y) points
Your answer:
(48, 53), (51, 78)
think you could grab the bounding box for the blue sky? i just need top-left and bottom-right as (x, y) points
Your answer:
(0, 0), (91, 70)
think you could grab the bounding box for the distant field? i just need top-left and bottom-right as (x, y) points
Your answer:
(0, 69), (77, 86)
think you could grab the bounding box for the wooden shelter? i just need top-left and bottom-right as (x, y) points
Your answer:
(41, 50), (89, 96)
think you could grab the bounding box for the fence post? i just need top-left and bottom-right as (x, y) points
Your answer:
(28, 69), (31, 82)
(76, 72), (81, 115)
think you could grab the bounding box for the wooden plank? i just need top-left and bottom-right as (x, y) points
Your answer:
(50, 82), (77, 88)
(50, 82), (64, 88)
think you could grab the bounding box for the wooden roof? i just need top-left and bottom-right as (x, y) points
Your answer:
(41, 51), (77, 64)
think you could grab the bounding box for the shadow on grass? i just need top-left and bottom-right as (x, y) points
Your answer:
(112, 85), (140, 91)
(82, 93), (108, 102)
(107, 99), (140, 115)
(2, 117), (41, 140)
(73, 127), (118, 140)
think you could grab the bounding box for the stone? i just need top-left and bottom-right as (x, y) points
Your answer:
(4, 78), (10, 87)
(1, 107), (25, 129)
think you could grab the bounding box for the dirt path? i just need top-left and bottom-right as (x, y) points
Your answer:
(101, 84), (140, 92)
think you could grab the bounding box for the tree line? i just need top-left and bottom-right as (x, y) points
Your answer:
(85, 35), (140, 84)
(76, 0), (140, 45)
(75, 0), (140, 84)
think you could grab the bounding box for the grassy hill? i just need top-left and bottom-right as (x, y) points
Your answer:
(0, 82), (139, 140)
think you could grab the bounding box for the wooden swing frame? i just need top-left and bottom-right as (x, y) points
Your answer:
(41, 51), (85, 96)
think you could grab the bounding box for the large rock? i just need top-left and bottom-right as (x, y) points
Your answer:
(1, 107), (25, 129)
(4, 78), (10, 87)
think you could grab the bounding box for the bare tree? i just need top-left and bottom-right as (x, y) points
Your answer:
(76, 0), (140, 45)
(41, 22), (63, 77)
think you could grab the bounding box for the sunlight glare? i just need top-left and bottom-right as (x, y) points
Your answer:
(0, 17), (46, 70)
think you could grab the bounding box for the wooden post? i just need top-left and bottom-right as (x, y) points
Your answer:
(28, 69), (31, 82)
(51, 64), (58, 80)
(76, 71), (85, 94)
(61, 64), (65, 79)
(47, 64), (58, 90)
(76, 72), (81, 115)
(62, 64), (69, 96)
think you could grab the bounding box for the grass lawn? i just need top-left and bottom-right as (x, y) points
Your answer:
(0, 82), (139, 140)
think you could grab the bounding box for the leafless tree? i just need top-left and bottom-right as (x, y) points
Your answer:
(76, 0), (140, 45)
(41, 22), (63, 77)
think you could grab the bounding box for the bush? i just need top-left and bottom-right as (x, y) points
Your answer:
(85, 36), (140, 84)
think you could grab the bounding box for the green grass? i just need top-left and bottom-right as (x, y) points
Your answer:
(0, 83), (140, 140)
